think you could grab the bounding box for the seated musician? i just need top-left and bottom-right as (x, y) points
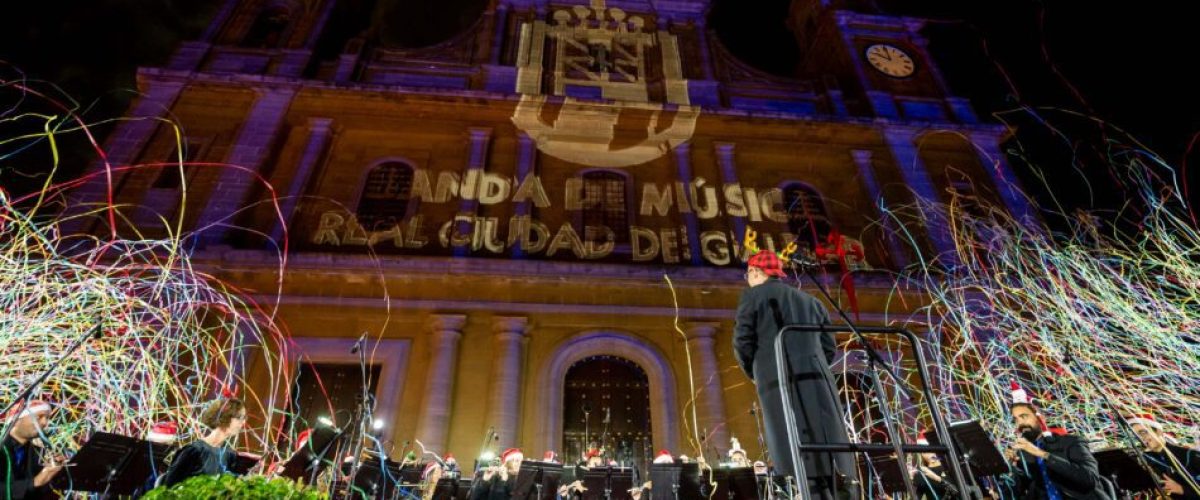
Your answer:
(159, 397), (247, 488)
(469, 447), (522, 500)
(1129, 414), (1200, 499)
(911, 431), (954, 500)
(1, 400), (63, 499)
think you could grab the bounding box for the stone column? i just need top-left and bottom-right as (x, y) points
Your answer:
(453, 127), (493, 256)
(713, 142), (746, 240)
(66, 79), (187, 234)
(850, 149), (910, 269)
(674, 143), (703, 265)
(270, 117), (333, 244)
(414, 314), (467, 452)
(969, 130), (1037, 226)
(487, 316), (529, 450)
(685, 322), (730, 453)
(194, 86), (297, 247)
(881, 126), (957, 262)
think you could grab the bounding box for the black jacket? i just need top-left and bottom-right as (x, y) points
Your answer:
(1146, 443), (1200, 500)
(1, 435), (49, 499)
(159, 440), (236, 488)
(732, 278), (853, 483)
(1012, 433), (1111, 500)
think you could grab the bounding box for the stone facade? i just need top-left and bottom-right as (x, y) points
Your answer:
(76, 0), (1028, 463)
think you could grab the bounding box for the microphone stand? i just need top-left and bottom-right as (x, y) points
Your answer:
(1061, 348), (1165, 497)
(750, 402), (776, 500)
(787, 259), (920, 499)
(342, 332), (373, 494)
(0, 322), (102, 441)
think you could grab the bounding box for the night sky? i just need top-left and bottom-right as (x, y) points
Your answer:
(1, 0), (1195, 215)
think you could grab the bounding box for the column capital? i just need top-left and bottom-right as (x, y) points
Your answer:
(306, 117), (334, 132)
(427, 314), (467, 334)
(249, 85), (298, 99)
(685, 322), (721, 341)
(492, 316), (529, 337)
(713, 141), (736, 158)
(849, 149), (874, 164)
(468, 127), (494, 141)
(881, 125), (922, 144)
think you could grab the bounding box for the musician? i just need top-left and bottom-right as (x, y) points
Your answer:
(1128, 414), (1200, 499)
(469, 447), (521, 500)
(558, 448), (603, 498)
(911, 432), (953, 500)
(1, 400), (63, 499)
(728, 437), (751, 467)
(732, 233), (857, 499)
(159, 397), (247, 488)
(1007, 402), (1111, 499)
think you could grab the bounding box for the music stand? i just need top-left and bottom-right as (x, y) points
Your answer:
(398, 464), (424, 486)
(860, 452), (908, 494)
(229, 452), (262, 475)
(720, 467), (758, 500)
(344, 457), (401, 499)
(581, 466), (633, 500)
(53, 432), (171, 496)
(456, 477), (474, 500)
(924, 420), (1007, 498)
(279, 425), (344, 483)
(649, 462), (700, 500)
(512, 460), (563, 500)
(430, 472), (464, 500)
(1094, 448), (1159, 493)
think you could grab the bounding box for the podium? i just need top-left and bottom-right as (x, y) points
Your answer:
(52, 431), (171, 496)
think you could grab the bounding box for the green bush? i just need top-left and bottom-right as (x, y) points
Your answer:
(142, 474), (326, 499)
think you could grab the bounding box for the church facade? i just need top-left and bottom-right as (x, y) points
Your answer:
(72, 0), (1029, 468)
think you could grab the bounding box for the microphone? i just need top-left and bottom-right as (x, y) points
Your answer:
(582, 403), (592, 415)
(350, 331), (368, 354)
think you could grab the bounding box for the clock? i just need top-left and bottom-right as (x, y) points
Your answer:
(864, 44), (915, 78)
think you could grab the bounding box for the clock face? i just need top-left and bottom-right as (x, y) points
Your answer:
(864, 44), (915, 78)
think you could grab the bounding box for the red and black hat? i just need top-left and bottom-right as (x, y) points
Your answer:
(743, 227), (795, 278)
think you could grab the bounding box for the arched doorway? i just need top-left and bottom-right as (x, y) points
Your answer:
(563, 355), (652, 470)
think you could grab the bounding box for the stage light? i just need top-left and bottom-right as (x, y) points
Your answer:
(372, 418), (384, 430)
(317, 416), (334, 427)
(479, 451), (496, 461)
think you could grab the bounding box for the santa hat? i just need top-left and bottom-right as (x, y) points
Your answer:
(915, 431), (929, 446)
(584, 448), (602, 459)
(543, 451), (558, 462)
(3, 400), (51, 420)
(1126, 414), (1163, 431)
(501, 448), (524, 463)
(423, 462), (441, 480)
(653, 450), (674, 464)
(1010, 380), (1030, 405)
(728, 437), (746, 457)
(444, 453), (457, 464)
(146, 421), (179, 444)
(295, 429), (314, 450)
